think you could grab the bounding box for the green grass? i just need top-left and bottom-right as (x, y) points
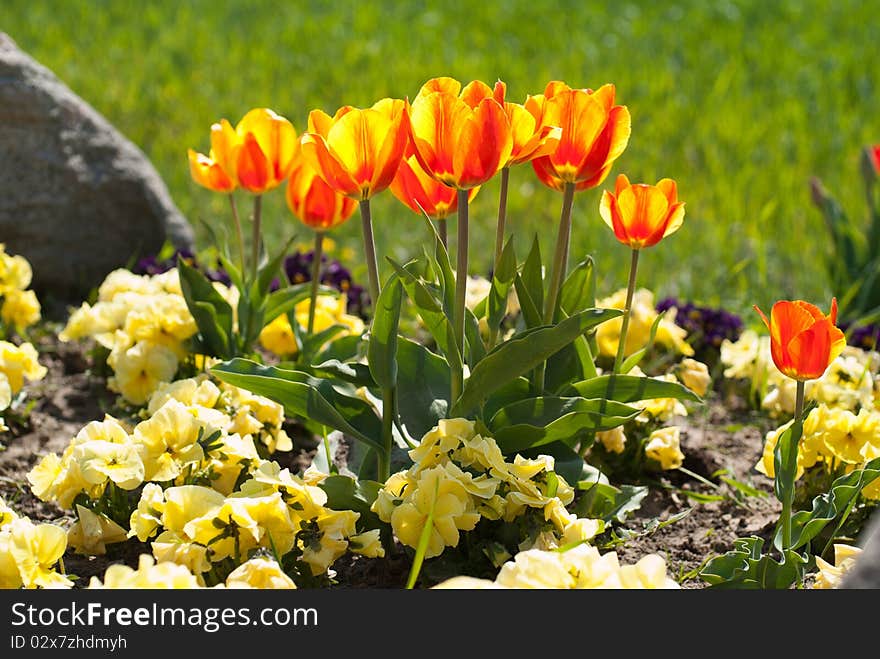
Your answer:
(5, 0), (878, 316)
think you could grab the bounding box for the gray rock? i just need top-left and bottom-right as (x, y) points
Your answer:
(0, 33), (193, 299)
(839, 510), (880, 588)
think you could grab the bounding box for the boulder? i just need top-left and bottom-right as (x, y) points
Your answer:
(0, 33), (194, 299)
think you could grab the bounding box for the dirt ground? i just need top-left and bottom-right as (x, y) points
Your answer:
(0, 335), (785, 589)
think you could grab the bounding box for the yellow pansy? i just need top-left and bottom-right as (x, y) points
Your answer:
(676, 358), (711, 397)
(813, 544), (862, 589)
(225, 557), (297, 589)
(6, 517), (72, 589)
(207, 433), (260, 495)
(128, 483), (166, 542)
(89, 554), (201, 589)
(596, 288), (693, 359)
(67, 505), (128, 555)
(390, 464), (479, 558)
(645, 426), (685, 470)
(259, 294), (365, 358)
(72, 440), (144, 490)
(0, 248), (33, 294)
(348, 529), (385, 558)
(161, 486), (225, 536)
(107, 339), (179, 406)
(0, 496), (19, 529)
(133, 399), (205, 482)
(1, 289), (41, 330)
(147, 376), (222, 415)
(597, 426), (626, 454)
(301, 509), (359, 576)
(151, 531), (212, 577)
(0, 341), (46, 393)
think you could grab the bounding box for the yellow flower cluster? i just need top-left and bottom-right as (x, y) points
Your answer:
(434, 545), (679, 589)
(0, 497), (71, 589)
(596, 288), (694, 359)
(259, 294), (364, 357)
(757, 404), (880, 498)
(127, 461), (380, 579)
(0, 340), (47, 431)
(88, 554), (297, 589)
(372, 419), (604, 559)
(812, 544), (862, 589)
(722, 332), (879, 417)
(0, 244), (41, 333)
(59, 268), (213, 405)
(28, 375), (293, 519)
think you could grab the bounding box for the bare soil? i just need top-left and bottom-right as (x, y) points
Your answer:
(0, 335), (782, 589)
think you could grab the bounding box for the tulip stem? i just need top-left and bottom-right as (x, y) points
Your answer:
(451, 189), (470, 406)
(438, 218), (448, 249)
(781, 380), (806, 555)
(228, 193), (247, 276)
(308, 231), (324, 335)
(494, 167), (510, 269)
(359, 200), (381, 307)
(251, 195), (262, 284)
(535, 181), (576, 393)
(488, 167), (510, 350)
(613, 248), (641, 375)
(543, 182), (576, 325)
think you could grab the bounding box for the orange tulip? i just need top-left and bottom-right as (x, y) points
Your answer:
(390, 147), (479, 220)
(286, 153), (357, 231)
(188, 108), (298, 194)
(754, 299), (846, 381)
(599, 174), (686, 249)
(491, 81), (561, 167)
(299, 98), (410, 201)
(529, 81), (631, 192)
(408, 77), (513, 190)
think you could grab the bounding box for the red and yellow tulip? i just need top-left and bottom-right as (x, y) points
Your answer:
(188, 108), (298, 194)
(286, 154), (357, 231)
(529, 81), (631, 192)
(390, 148), (478, 220)
(599, 175), (686, 249)
(408, 77), (513, 190)
(300, 99), (410, 201)
(754, 299), (846, 381)
(494, 82), (561, 167)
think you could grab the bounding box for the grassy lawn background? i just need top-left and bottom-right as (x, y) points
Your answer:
(5, 0), (877, 316)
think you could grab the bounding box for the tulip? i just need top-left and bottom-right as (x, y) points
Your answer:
(285, 154), (357, 334)
(408, 77), (513, 404)
(600, 175), (686, 250)
(188, 108), (298, 279)
(754, 297), (845, 554)
(408, 77), (512, 191)
(301, 98), (410, 308)
(871, 145), (880, 174)
(529, 82), (631, 193)
(754, 299), (845, 383)
(389, 149), (478, 246)
(598, 175), (686, 376)
(300, 98), (410, 484)
(529, 83), (631, 391)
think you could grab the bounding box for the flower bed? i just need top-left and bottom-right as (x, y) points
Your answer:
(2, 76), (879, 590)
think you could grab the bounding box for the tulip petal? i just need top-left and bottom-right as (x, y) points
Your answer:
(188, 149), (234, 192)
(236, 133), (271, 193)
(547, 89), (607, 181)
(460, 80), (494, 109)
(453, 98), (512, 189)
(656, 178), (679, 205)
(787, 321), (837, 380)
(416, 77), (461, 102)
(369, 99), (410, 195)
(409, 91), (472, 186)
(300, 133), (361, 199)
